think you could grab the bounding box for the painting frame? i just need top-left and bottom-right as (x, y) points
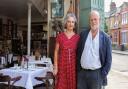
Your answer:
(51, 0), (64, 18)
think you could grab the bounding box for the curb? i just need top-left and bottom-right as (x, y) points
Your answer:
(111, 69), (128, 78)
(112, 51), (128, 55)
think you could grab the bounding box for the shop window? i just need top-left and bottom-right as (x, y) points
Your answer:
(113, 31), (118, 44)
(122, 31), (128, 44)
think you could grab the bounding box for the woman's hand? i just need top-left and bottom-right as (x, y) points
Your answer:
(53, 66), (58, 76)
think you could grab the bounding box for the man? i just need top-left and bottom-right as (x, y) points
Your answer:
(77, 10), (112, 89)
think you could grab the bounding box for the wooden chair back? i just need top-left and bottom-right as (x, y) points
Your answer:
(35, 71), (55, 89)
(0, 74), (21, 89)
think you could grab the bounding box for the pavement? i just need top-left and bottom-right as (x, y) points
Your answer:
(106, 70), (128, 89)
(112, 49), (128, 78)
(105, 50), (128, 89)
(112, 50), (128, 55)
(112, 49), (128, 77)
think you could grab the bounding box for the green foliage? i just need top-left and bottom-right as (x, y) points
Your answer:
(104, 21), (108, 33)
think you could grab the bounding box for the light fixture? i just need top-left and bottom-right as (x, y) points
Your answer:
(43, 8), (47, 14)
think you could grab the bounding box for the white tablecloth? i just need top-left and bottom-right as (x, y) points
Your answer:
(28, 58), (53, 72)
(29, 57), (52, 65)
(0, 67), (49, 89)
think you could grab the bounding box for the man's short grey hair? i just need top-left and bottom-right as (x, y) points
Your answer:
(63, 13), (77, 28)
(90, 10), (100, 19)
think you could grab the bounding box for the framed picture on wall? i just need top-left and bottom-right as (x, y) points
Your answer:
(51, 0), (64, 18)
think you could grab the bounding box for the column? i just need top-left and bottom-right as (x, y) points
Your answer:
(27, 2), (32, 56)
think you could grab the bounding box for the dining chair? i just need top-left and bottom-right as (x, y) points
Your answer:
(0, 74), (22, 89)
(35, 71), (55, 89)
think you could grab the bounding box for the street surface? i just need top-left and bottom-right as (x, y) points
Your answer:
(112, 54), (128, 74)
(106, 53), (128, 89)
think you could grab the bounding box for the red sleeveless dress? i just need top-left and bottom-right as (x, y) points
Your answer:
(55, 32), (80, 89)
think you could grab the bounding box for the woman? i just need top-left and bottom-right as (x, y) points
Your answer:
(54, 13), (80, 89)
